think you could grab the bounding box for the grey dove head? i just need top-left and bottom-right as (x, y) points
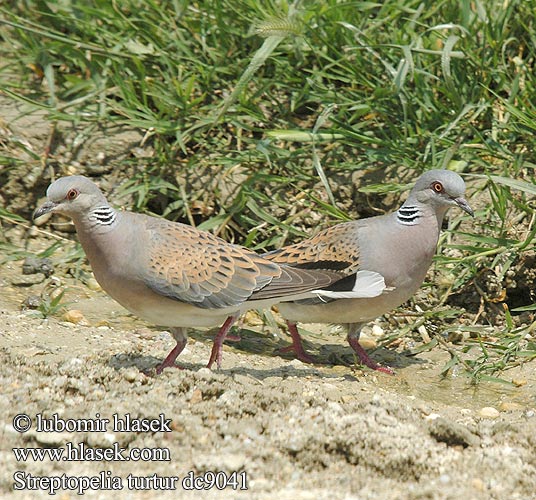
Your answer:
(33, 176), (109, 220)
(408, 169), (474, 217)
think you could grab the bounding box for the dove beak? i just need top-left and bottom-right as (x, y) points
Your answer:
(454, 197), (474, 217)
(33, 201), (58, 220)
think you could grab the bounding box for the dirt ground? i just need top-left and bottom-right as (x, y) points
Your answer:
(1, 98), (536, 500)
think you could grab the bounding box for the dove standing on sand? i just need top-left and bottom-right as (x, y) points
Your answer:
(264, 169), (474, 374)
(33, 176), (387, 373)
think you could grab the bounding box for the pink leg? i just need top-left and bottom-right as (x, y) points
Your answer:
(207, 315), (238, 369)
(156, 327), (188, 374)
(347, 325), (394, 375)
(277, 321), (321, 364)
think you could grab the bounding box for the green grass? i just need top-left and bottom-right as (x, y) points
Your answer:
(0, 0), (535, 382)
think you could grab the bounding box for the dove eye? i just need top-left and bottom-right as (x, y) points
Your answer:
(431, 182), (444, 193)
(66, 188), (79, 200)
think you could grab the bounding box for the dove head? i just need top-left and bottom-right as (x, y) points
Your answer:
(408, 169), (474, 217)
(33, 176), (109, 221)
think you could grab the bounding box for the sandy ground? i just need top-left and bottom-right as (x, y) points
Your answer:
(1, 259), (536, 500)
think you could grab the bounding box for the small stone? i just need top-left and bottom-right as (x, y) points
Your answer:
(85, 278), (101, 291)
(479, 407), (500, 419)
(62, 310), (89, 325)
(242, 310), (264, 327)
(22, 257), (54, 277)
(499, 402), (523, 412)
(11, 273), (46, 287)
(512, 379), (527, 387)
(122, 367), (139, 383)
(358, 337), (377, 350)
(21, 295), (42, 310)
(190, 389), (203, 404)
(471, 478), (485, 491)
(289, 358), (305, 368)
(371, 324), (384, 337)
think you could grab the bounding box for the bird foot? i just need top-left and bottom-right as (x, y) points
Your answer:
(347, 337), (394, 375)
(279, 321), (322, 364)
(206, 316), (238, 370)
(277, 321), (322, 364)
(155, 338), (187, 375)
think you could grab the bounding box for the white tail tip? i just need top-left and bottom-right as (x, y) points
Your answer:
(312, 270), (386, 300)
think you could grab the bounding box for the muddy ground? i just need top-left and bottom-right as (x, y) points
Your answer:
(1, 98), (536, 500)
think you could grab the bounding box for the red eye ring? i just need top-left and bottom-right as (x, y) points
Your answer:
(431, 181), (443, 193)
(66, 188), (79, 201)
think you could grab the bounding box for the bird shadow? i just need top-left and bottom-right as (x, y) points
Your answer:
(108, 353), (360, 382)
(108, 327), (426, 380)
(207, 327), (425, 370)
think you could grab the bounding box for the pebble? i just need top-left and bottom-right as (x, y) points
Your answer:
(21, 295), (42, 309)
(122, 367), (139, 383)
(11, 273), (46, 287)
(85, 278), (101, 291)
(471, 478), (486, 491)
(512, 378), (527, 387)
(371, 324), (384, 337)
(499, 401), (523, 412)
(479, 407), (500, 419)
(358, 337), (377, 350)
(189, 389), (203, 404)
(289, 358), (306, 368)
(22, 256), (54, 277)
(62, 310), (90, 326)
(242, 310), (264, 327)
